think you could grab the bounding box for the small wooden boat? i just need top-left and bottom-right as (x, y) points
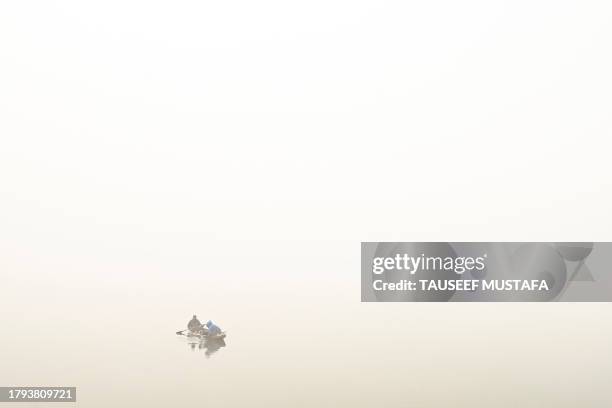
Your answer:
(177, 329), (226, 340)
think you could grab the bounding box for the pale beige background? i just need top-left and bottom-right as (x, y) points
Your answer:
(1, 0), (612, 407)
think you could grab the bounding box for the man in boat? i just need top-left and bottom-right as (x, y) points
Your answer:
(188, 315), (203, 332)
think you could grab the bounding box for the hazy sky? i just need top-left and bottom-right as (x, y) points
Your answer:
(1, 1), (612, 407)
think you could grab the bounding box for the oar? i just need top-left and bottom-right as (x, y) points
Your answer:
(176, 328), (204, 335)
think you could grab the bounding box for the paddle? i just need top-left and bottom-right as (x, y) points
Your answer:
(176, 327), (205, 335)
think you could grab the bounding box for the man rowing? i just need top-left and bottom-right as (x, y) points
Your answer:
(188, 315), (203, 332)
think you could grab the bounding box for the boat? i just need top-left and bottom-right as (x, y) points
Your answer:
(178, 328), (226, 340)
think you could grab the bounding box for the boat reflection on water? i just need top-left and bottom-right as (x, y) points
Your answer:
(186, 336), (227, 357)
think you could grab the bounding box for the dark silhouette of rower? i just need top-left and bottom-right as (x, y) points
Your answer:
(188, 315), (202, 331)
